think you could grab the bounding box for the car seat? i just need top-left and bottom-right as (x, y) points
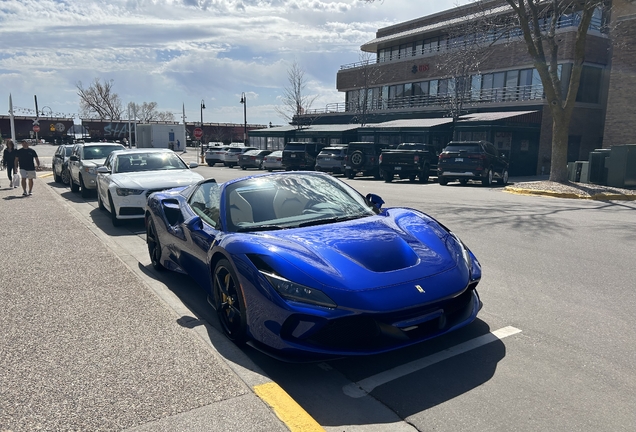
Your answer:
(273, 188), (309, 219)
(118, 157), (131, 173)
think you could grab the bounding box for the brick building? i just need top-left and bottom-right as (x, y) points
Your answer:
(288, 0), (614, 176)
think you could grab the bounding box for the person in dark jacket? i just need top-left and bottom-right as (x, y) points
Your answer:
(2, 139), (17, 187)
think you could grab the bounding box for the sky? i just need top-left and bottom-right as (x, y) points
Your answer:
(0, 0), (470, 127)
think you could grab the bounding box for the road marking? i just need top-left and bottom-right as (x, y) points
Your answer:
(39, 172), (54, 178)
(342, 326), (522, 398)
(254, 382), (325, 432)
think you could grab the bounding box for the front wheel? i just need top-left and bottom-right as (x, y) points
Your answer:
(61, 169), (70, 185)
(70, 176), (79, 193)
(439, 177), (448, 186)
(346, 170), (355, 180)
(382, 171), (393, 183)
(53, 169), (62, 183)
(213, 259), (247, 343)
(241, 166), (247, 170)
(80, 175), (91, 198)
(108, 193), (122, 227)
(97, 188), (105, 211)
(419, 166), (430, 183)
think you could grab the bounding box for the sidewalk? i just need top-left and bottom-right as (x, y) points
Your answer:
(0, 181), (289, 431)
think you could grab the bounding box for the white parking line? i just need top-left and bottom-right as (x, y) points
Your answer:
(342, 326), (522, 398)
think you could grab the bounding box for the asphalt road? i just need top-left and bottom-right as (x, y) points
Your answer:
(17, 147), (636, 431)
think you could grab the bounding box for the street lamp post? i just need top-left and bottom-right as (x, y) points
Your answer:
(200, 99), (206, 154)
(240, 92), (247, 144)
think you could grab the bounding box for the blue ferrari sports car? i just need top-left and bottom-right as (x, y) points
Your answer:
(145, 171), (482, 357)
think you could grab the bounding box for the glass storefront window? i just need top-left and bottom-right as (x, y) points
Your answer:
(505, 70), (519, 100)
(471, 75), (482, 100)
(430, 80), (438, 97)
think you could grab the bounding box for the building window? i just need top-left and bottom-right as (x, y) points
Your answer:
(505, 70), (519, 100)
(471, 75), (482, 101)
(576, 65), (602, 103)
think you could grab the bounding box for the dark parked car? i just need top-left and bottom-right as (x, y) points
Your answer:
(224, 147), (257, 168)
(282, 142), (329, 170)
(379, 143), (438, 183)
(345, 142), (394, 179)
(437, 141), (509, 186)
(315, 146), (347, 174)
(239, 149), (272, 170)
(52, 144), (74, 185)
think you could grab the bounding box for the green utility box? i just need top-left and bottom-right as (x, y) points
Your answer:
(588, 149), (611, 185)
(606, 145), (636, 188)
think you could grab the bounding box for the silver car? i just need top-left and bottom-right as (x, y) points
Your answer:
(205, 146), (231, 167)
(68, 142), (125, 197)
(262, 150), (283, 171)
(315, 146), (347, 175)
(52, 144), (74, 185)
(223, 147), (257, 168)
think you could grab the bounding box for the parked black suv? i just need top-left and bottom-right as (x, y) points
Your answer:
(379, 143), (438, 183)
(437, 140), (509, 186)
(282, 142), (329, 170)
(345, 142), (394, 179)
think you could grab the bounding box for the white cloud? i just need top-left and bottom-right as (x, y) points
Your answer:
(0, 0), (470, 124)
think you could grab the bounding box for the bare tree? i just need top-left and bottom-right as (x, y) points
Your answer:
(210, 125), (229, 143)
(127, 101), (175, 123)
(77, 78), (123, 120)
(276, 61), (318, 129)
(349, 51), (382, 127)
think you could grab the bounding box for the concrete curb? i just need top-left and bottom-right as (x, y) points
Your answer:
(504, 186), (636, 201)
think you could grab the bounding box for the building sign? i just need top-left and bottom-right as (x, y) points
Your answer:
(411, 64), (430, 74)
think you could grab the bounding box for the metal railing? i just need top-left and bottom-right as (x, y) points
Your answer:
(301, 84), (546, 116)
(341, 14), (604, 71)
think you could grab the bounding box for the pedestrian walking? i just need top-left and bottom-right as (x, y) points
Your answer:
(14, 140), (41, 196)
(2, 139), (18, 188)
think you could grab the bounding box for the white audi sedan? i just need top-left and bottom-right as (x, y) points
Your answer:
(96, 149), (203, 226)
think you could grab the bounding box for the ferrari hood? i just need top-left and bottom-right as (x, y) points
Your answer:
(111, 170), (204, 189)
(250, 210), (461, 292)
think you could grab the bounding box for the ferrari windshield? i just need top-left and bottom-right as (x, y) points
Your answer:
(224, 173), (376, 232)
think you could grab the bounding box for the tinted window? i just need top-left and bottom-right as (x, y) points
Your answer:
(65, 147), (73, 156)
(319, 148), (344, 156)
(243, 150), (260, 156)
(115, 152), (188, 173)
(444, 143), (482, 152)
(397, 144), (427, 150)
(83, 145), (125, 160)
(285, 144), (307, 151)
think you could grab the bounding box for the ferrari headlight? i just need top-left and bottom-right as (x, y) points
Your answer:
(116, 188), (144, 196)
(447, 232), (472, 274)
(261, 272), (337, 308)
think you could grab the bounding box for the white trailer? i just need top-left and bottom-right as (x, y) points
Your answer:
(136, 124), (186, 151)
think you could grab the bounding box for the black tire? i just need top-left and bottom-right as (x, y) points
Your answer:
(241, 166), (247, 170)
(382, 170), (393, 183)
(80, 175), (91, 198)
(497, 169), (509, 185)
(146, 217), (164, 271)
(70, 176), (79, 193)
(346, 170), (355, 180)
(373, 172), (382, 180)
(207, 162), (214, 167)
(213, 259), (247, 343)
(97, 188), (105, 211)
(439, 177), (448, 186)
(53, 169), (62, 183)
(61, 169), (70, 185)
(267, 169), (273, 172)
(408, 174), (417, 182)
(108, 193), (122, 227)
(419, 165), (430, 183)
(459, 179), (468, 185)
(482, 168), (493, 186)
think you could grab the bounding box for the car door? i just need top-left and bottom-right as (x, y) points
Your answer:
(178, 181), (220, 291)
(97, 154), (114, 205)
(53, 146), (63, 174)
(69, 145), (82, 183)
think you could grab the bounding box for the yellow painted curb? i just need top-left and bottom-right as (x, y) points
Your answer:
(504, 186), (636, 201)
(38, 172), (54, 178)
(253, 382), (325, 432)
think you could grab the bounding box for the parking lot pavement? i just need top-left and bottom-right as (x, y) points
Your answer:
(0, 183), (289, 432)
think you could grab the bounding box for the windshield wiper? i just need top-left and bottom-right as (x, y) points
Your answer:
(236, 224), (287, 232)
(297, 215), (366, 228)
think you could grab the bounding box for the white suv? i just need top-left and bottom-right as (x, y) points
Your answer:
(69, 142), (125, 197)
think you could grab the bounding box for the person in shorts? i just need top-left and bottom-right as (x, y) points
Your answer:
(14, 140), (41, 196)
(3, 139), (18, 187)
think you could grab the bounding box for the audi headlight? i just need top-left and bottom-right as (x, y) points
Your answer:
(261, 272), (337, 308)
(84, 167), (96, 174)
(116, 188), (144, 196)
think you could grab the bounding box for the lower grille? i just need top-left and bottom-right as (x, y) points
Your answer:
(119, 207), (145, 216)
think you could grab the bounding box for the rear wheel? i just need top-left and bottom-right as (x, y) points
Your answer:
(346, 170), (355, 179)
(382, 171), (393, 183)
(241, 166), (247, 170)
(146, 218), (164, 271)
(108, 193), (122, 227)
(419, 165), (430, 183)
(207, 162), (214, 167)
(408, 174), (417, 182)
(439, 177), (448, 186)
(213, 259), (247, 343)
(459, 179), (468, 185)
(97, 187), (105, 211)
